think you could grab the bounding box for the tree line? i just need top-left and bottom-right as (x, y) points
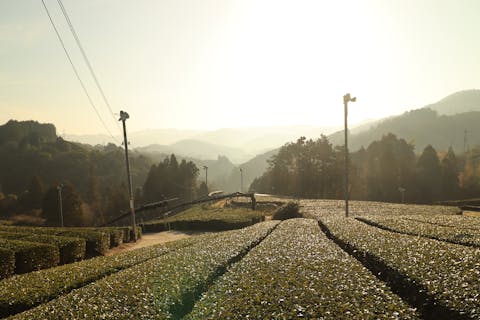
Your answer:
(250, 133), (474, 203)
(0, 120), (203, 226)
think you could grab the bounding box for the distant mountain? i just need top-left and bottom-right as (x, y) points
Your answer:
(135, 139), (252, 164)
(192, 125), (338, 154)
(328, 90), (480, 154)
(329, 108), (480, 154)
(426, 89), (480, 115)
(221, 148), (279, 193)
(66, 125), (338, 154)
(66, 128), (201, 147)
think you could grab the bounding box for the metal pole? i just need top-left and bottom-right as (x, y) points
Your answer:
(240, 168), (243, 193)
(343, 93), (356, 218)
(57, 183), (64, 227)
(119, 111), (137, 241)
(344, 98), (349, 218)
(203, 166), (208, 189)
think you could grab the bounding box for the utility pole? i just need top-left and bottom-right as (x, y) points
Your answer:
(240, 168), (244, 193)
(203, 165), (208, 194)
(343, 93), (356, 217)
(398, 187), (406, 204)
(119, 110), (137, 241)
(57, 183), (64, 227)
(464, 129), (468, 155)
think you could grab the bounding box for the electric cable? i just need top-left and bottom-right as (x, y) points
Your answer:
(56, 0), (122, 133)
(40, 0), (120, 143)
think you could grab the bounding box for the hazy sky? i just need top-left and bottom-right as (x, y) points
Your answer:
(1, 0), (479, 135)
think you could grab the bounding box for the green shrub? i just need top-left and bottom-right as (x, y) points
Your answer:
(143, 206), (265, 232)
(0, 237), (197, 318)
(0, 232), (86, 264)
(187, 219), (418, 319)
(12, 221), (279, 319)
(0, 239), (59, 274)
(0, 226), (110, 256)
(0, 248), (15, 279)
(272, 201), (301, 220)
(357, 215), (480, 248)
(320, 217), (480, 318)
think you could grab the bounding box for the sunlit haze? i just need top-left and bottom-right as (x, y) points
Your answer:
(1, 0), (479, 135)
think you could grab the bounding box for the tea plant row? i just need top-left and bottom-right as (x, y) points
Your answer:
(0, 226), (141, 279)
(186, 218), (418, 319)
(357, 215), (480, 248)
(320, 217), (480, 318)
(10, 221), (278, 319)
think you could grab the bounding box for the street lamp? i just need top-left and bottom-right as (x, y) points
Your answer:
(203, 165), (208, 193)
(239, 168), (244, 193)
(119, 110), (137, 241)
(398, 187), (406, 203)
(57, 183), (64, 227)
(343, 93), (356, 217)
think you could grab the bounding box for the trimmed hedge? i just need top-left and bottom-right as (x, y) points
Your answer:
(0, 226), (110, 256)
(404, 214), (480, 231)
(271, 201), (301, 220)
(357, 215), (480, 248)
(142, 206), (265, 232)
(0, 236), (199, 318)
(12, 221), (279, 319)
(300, 199), (462, 217)
(0, 231), (86, 264)
(0, 239), (59, 275)
(320, 217), (480, 318)
(0, 248), (15, 279)
(187, 219), (418, 319)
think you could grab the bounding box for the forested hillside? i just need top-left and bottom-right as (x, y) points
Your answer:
(329, 90), (480, 152)
(251, 133), (480, 203)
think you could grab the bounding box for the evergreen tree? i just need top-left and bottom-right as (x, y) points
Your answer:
(20, 175), (44, 210)
(440, 147), (459, 199)
(416, 145), (442, 202)
(42, 183), (84, 226)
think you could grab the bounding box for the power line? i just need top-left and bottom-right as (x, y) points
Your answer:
(40, 0), (120, 144)
(56, 0), (122, 134)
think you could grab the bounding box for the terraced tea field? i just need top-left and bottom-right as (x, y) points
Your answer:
(1, 200), (478, 319)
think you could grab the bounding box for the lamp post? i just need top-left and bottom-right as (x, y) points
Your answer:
(343, 93), (356, 217)
(398, 187), (406, 203)
(203, 165), (208, 194)
(119, 110), (137, 241)
(239, 168), (244, 193)
(57, 183), (64, 227)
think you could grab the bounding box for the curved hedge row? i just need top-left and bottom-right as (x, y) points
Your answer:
(0, 226), (110, 256)
(0, 236), (199, 318)
(0, 239), (59, 275)
(300, 199), (461, 217)
(320, 217), (480, 319)
(186, 218), (418, 319)
(142, 206), (265, 232)
(404, 214), (480, 231)
(11, 221), (279, 319)
(0, 231), (86, 264)
(357, 216), (480, 248)
(0, 248), (15, 279)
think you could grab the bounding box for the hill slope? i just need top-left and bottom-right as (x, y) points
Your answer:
(426, 89), (480, 115)
(329, 90), (480, 153)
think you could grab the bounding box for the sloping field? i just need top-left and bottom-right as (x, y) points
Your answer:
(1, 200), (478, 319)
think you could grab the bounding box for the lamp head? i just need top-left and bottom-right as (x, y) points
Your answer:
(343, 93), (357, 104)
(119, 110), (130, 121)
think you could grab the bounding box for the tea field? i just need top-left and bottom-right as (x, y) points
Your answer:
(1, 200), (479, 319)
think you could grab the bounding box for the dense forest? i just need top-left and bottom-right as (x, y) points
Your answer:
(0, 120), (200, 226)
(2, 119), (480, 227)
(250, 133), (479, 203)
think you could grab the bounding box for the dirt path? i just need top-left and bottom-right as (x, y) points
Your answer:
(105, 230), (211, 256)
